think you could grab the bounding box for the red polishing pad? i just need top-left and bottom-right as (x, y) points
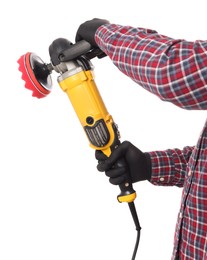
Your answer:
(17, 52), (52, 98)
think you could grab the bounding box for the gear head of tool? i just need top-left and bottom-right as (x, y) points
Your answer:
(17, 38), (103, 98)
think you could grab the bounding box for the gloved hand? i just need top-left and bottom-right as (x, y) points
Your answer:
(95, 141), (152, 185)
(75, 18), (110, 47)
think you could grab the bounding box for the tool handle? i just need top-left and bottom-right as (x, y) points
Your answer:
(59, 40), (92, 61)
(109, 131), (137, 203)
(58, 40), (106, 62)
(116, 158), (137, 203)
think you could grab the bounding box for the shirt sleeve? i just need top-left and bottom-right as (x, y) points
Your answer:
(148, 146), (194, 187)
(95, 24), (207, 110)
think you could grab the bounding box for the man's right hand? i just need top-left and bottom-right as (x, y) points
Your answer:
(95, 141), (152, 185)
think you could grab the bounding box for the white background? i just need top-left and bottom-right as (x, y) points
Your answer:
(1, 0), (207, 259)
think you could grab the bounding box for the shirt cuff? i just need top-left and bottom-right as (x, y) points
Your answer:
(148, 150), (186, 187)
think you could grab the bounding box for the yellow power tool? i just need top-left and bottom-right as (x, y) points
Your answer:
(17, 38), (141, 259)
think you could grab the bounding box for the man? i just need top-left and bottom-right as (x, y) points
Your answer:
(76, 18), (207, 259)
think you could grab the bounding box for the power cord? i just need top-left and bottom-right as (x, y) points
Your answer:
(128, 202), (141, 260)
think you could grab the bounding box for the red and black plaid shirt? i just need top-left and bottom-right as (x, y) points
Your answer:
(96, 24), (207, 259)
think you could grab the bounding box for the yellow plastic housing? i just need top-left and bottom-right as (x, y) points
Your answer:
(58, 68), (136, 203)
(58, 69), (115, 157)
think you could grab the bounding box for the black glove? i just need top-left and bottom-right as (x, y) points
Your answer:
(75, 18), (110, 47)
(95, 141), (152, 185)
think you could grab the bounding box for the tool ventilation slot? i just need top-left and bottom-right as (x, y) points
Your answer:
(84, 119), (110, 147)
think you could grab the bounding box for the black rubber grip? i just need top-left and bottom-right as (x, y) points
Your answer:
(59, 40), (92, 61)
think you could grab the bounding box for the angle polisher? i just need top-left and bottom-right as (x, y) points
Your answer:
(17, 38), (141, 259)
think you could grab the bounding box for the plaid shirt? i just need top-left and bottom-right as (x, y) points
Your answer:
(95, 24), (207, 259)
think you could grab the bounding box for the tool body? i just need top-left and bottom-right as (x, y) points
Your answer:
(17, 38), (141, 259)
(57, 57), (136, 203)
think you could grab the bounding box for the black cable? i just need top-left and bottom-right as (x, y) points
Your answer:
(128, 202), (141, 260)
(131, 229), (141, 260)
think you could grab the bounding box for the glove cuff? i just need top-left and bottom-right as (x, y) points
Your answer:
(144, 152), (152, 181)
(131, 151), (152, 183)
